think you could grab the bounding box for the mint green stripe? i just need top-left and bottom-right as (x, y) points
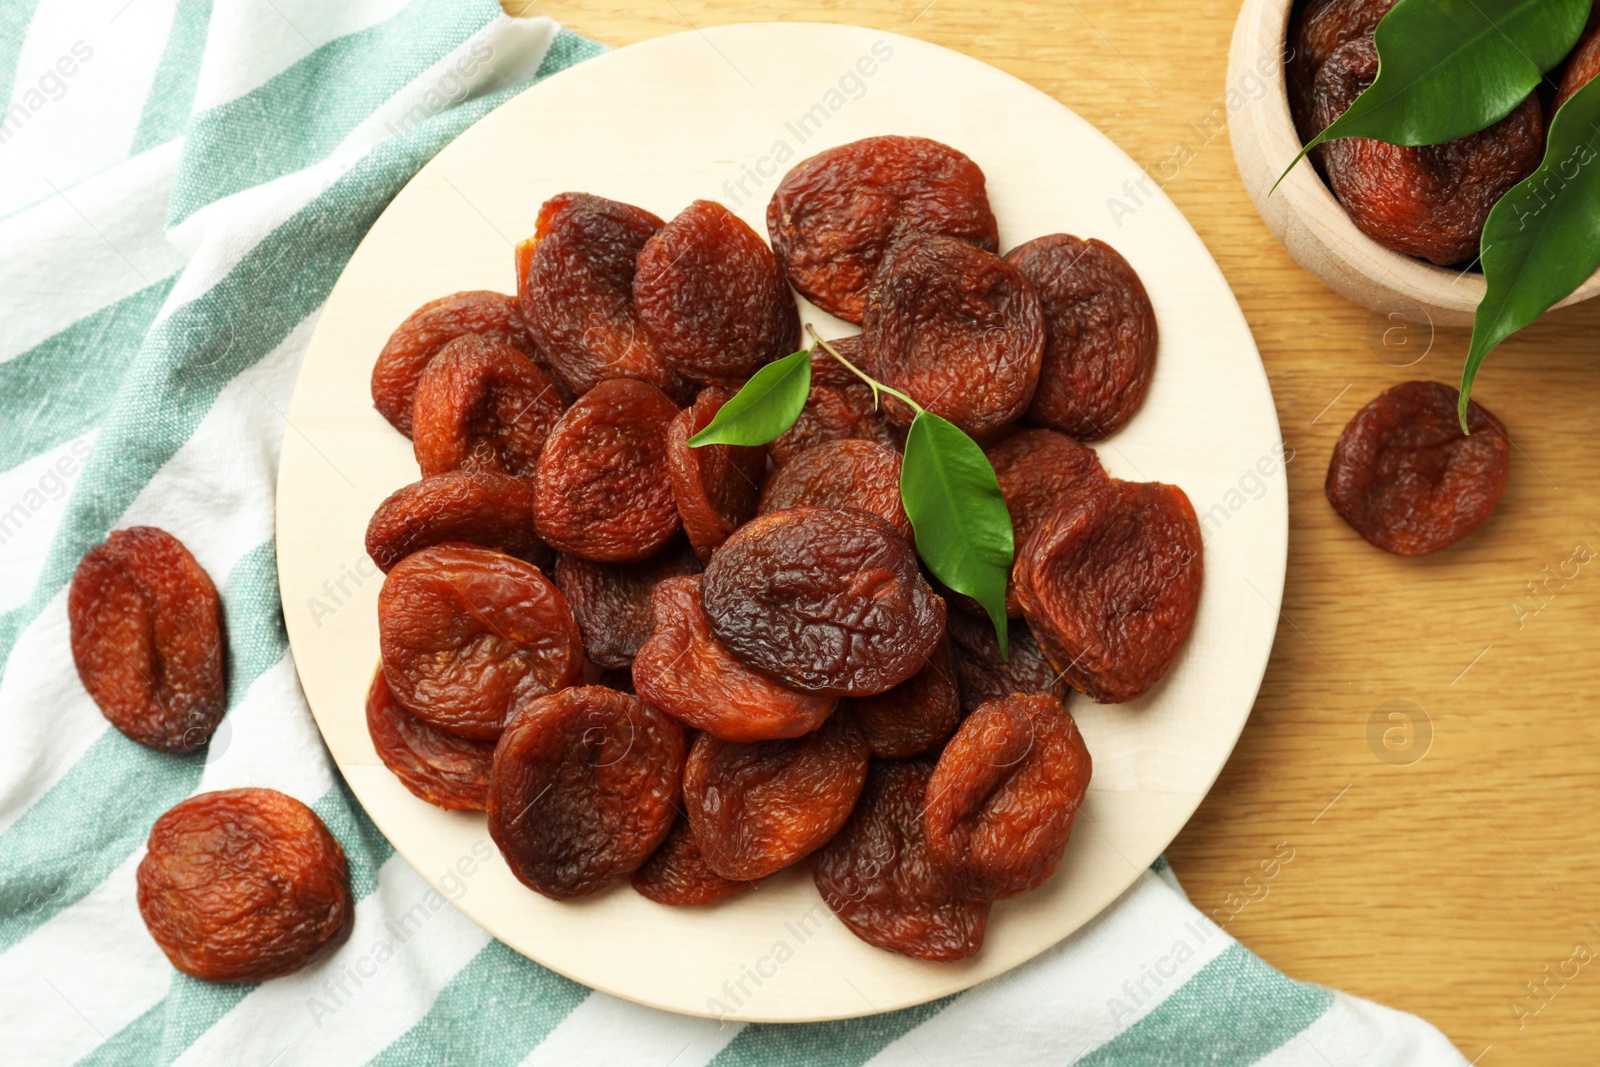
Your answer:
(708, 997), (954, 1067)
(0, 0), (43, 120)
(1076, 944), (1334, 1066)
(129, 0), (212, 154)
(531, 22), (608, 78)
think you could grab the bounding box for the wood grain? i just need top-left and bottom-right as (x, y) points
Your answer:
(503, 1), (1600, 1061)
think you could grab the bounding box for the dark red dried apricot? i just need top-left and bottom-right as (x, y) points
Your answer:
(137, 788), (352, 981)
(813, 759), (989, 962)
(1014, 481), (1203, 704)
(371, 291), (540, 437)
(366, 667), (494, 810)
(365, 470), (549, 573)
(1286, 0), (1396, 142)
(634, 199), (800, 386)
(769, 338), (897, 467)
(986, 429), (1110, 613)
(534, 378), (682, 563)
(411, 334), (566, 479)
(553, 538), (702, 670)
(666, 388), (766, 562)
(1006, 236), (1157, 440)
(845, 637), (959, 758)
(632, 576), (836, 741)
(863, 233), (1044, 436)
(488, 685), (685, 899)
(631, 814), (757, 906)
(684, 715), (869, 880)
(1557, 25), (1600, 108)
(767, 136), (999, 324)
(924, 693), (1091, 900)
(759, 439), (912, 544)
(68, 526), (226, 753)
(946, 610), (1069, 715)
(701, 508), (946, 697)
(1326, 380), (1510, 556)
(378, 543), (583, 739)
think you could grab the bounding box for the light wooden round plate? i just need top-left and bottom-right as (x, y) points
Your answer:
(276, 22), (1288, 1023)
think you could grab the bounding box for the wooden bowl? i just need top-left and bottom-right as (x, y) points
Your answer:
(1228, 0), (1600, 326)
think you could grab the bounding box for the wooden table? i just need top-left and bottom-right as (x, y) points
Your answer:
(506, 3), (1600, 1060)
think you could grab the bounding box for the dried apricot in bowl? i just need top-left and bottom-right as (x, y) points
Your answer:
(488, 685), (685, 900)
(1285, 0), (1396, 143)
(553, 538), (702, 670)
(366, 667), (495, 811)
(68, 526), (226, 753)
(631, 814), (758, 906)
(759, 439), (912, 544)
(411, 334), (567, 478)
(365, 470), (549, 573)
(665, 387), (766, 562)
(1325, 380), (1510, 556)
(1014, 481), (1203, 704)
(137, 788), (353, 982)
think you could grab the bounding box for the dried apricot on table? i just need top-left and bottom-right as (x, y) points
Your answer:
(631, 814), (757, 906)
(1006, 236), (1157, 441)
(378, 543), (583, 739)
(68, 526), (226, 753)
(700, 507), (946, 697)
(553, 537), (701, 670)
(365, 470), (549, 573)
(845, 637), (960, 758)
(1014, 481), (1203, 704)
(411, 334), (567, 478)
(924, 693), (1091, 900)
(534, 378), (683, 563)
(488, 685), (685, 899)
(946, 610), (1069, 715)
(769, 338), (897, 467)
(759, 439), (912, 544)
(366, 667), (494, 810)
(767, 135), (999, 324)
(634, 199), (800, 386)
(666, 387), (766, 562)
(371, 290), (540, 437)
(1325, 380), (1510, 556)
(137, 788), (353, 982)
(1286, 0), (1396, 142)
(863, 232), (1044, 437)
(813, 759), (989, 962)
(632, 576), (836, 741)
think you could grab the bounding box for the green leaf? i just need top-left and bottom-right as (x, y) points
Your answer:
(1461, 72), (1600, 427)
(900, 412), (1014, 659)
(687, 347), (812, 447)
(1275, 0), (1587, 189)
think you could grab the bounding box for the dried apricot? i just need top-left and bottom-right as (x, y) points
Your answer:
(365, 470), (549, 573)
(634, 199), (801, 386)
(1557, 24), (1600, 108)
(411, 334), (566, 479)
(759, 439), (912, 544)
(986, 429), (1110, 613)
(371, 291), (540, 437)
(632, 576), (836, 741)
(1006, 236), (1157, 440)
(552, 538), (702, 670)
(813, 759), (989, 962)
(1286, 0), (1396, 142)
(845, 637), (960, 758)
(631, 815), (757, 906)
(946, 610), (1069, 715)
(769, 338), (897, 467)
(924, 693), (1091, 900)
(1015, 481), (1203, 704)
(534, 378), (682, 563)
(68, 526), (226, 753)
(137, 788), (352, 981)
(1326, 380), (1510, 555)
(684, 715), (869, 880)
(378, 543), (583, 739)
(700, 507), (946, 697)
(767, 136), (999, 323)
(666, 388), (766, 562)
(488, 685), (685, 899)
(365, 667), (494, 811)
(863, 233), (1044, 437)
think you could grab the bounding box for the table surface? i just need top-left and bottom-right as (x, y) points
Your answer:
(507, 3), (1600, 1061)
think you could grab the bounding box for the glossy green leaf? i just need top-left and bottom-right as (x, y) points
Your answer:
(1461, 72), (1600, 427)
(1275, 0), (1587, 189)
(900, 412), (1014, 659)
(687, 347), (811, 447)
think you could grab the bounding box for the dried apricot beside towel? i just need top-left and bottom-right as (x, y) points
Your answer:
(366, 667), (494, 811)
(631, 814), (757, 906)
(412, 334), (566, 479)
(666, 387), (766, 562)
(365, 470), (549, 573)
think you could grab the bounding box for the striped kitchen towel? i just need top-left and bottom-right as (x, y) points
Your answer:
(0, 1), (1468, 1063)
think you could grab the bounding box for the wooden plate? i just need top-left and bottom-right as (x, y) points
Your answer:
(276, 22), (1287, 1023)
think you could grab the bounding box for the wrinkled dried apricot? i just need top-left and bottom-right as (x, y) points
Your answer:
(366, 667), (494, 810)
(768, 136), (999, 323)
(845, 637), (959, 758)
(1286, 0), (1396, 142)
(378, 543), (583, 739)
(371, 291), (540, 437)
(534, 378), (682, 563)
(986, 429), (1110, 613)
(632, 576), (837, 741)
(684, 715), (869, 880)
(813, 759), (989, 962)
(411, 334), (566, 479)
(863, 233), (1044, 436)
(1314, 39), (1545, 265)
(1326, 380), (1510, 556)
(631, 815), (757, 906)
(946, 610), (1069, 715)
(488, 685), (685, 899)
(1015, 481), (1203, 704)
(769, 338), (897, 467)
(69, 526), (226, 753)
(666, 388), (766, 562)
(924, 693), (1091, 900)
(1557, 25), (1600, 108)
(1006, 236), (1157, 440)
(137, 788), (352, 981)
(701, 507), (947, 697)
(634, 200), (800, 386)
(553, 538), (701, 670)
(365, 470), (549, 573)
(759, 439), (912, 544)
